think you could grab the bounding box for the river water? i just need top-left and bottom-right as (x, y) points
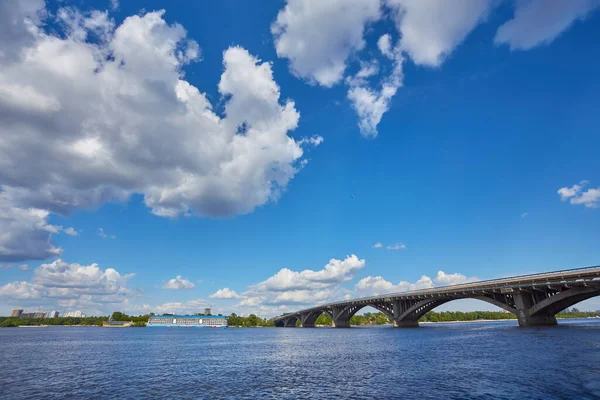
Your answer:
(1, 319), (599, 399)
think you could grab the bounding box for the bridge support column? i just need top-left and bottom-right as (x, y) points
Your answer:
(514, 292), (557, 327)
(393, 319), (419, 328)
(517, 313), (557, 327)
(299, 312), (314, 328)
(332, 319), (350, 328)
(331, 306), (351, 328)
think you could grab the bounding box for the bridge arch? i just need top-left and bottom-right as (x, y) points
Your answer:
(298, 309), (333, 327)
(331, 303), (394, 328)
(395, 295), (518, 326)
(527, 287), (600, 318)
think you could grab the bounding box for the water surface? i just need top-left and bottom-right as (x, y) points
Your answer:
(1, 319), (599, 399)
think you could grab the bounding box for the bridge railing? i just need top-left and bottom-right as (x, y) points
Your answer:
(276, 265), (600, 317)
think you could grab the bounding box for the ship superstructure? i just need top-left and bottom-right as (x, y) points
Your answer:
(147, 315), (227, 328)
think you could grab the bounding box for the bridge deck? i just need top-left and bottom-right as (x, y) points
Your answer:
(274, 265), (600, 320)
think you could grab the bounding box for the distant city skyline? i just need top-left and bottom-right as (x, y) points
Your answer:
(0, 0), (599, 317)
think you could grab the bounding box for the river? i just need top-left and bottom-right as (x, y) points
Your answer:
(1, 319), (599, 399)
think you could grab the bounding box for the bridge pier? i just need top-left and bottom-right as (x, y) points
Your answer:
(332, 319), (351, 328)
(514, 292), (558, 327)
(516, 313), (557, 327)
(393, 319), (419, 328)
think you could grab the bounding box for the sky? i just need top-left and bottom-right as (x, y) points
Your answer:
(1, 0), (599, 317)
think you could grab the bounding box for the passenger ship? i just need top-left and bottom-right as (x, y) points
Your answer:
(147, 315), (227, 328)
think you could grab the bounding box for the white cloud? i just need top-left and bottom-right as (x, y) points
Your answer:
(386, 243), (406, 250)
(495, 0), (600, 50)
(0, 259), (134, 312)
(98, 228), (116, 239)
(110, 0), (119, 11)
(272, 0), (381, 87)
(373, 242), (406, 250)
(0, 195), (62, 261)
(154, 299), (209, 315)
(273, 0), (499, 137)
(163, 275), (195, 290)
(271, 289), (333, 305)
(346, 56), (403, 138)
(209, 287), (241, 299)
(386, 0), (495, 67)
(0, 281), (42, 299)
(0, 0), (45, 64)
(63, 227), (78, 236)
(253, 254), (365, 292)
(0, 4), (319, 260)
(432, 271), (472, 286)
(299, 134), (324, 147)
(558, 181), (600, 208)
(377, 34), (393, 59)
(355, 270), (477, 297)
(18, 264), (30, 271)
(238, 296), (263, 308)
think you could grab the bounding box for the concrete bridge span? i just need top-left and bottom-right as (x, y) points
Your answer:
(272, 266), (600, 328)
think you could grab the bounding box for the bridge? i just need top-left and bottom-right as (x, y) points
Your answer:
(273, 266), (600, 328)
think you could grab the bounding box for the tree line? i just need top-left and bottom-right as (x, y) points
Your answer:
(2, 309), (598, 327)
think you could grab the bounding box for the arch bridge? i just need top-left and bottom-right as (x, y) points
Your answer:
(273, 266), (600, 328)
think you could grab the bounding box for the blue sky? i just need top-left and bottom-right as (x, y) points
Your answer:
(0, 0), (599, 316)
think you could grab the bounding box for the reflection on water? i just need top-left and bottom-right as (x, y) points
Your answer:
(1, 319), (600, 399)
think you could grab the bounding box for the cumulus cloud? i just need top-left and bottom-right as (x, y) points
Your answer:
(224, 255), (364, 315)
(0, 259), (134, 311)
(0, 195), (62, 261)
(495, 0), (600, 50)
(163, 275), (195, 290)
(63, 227), (78, 236)
(377, 34), (393, 59)
(355, 270), (477, 297)
(0, 0), (45, 64)
(209, 287), (241, 299)
(272, 0), (381, 87)
(346, 51), (403, 138)
(0, 3), (319, 261)
(252, 254), (365, 292)
(154, 299), (209, 315)
(271, 289), (333, 305)
(386, 0), (495, 67)
(272, 0), (596, 138)
(558, 181), (599, 208)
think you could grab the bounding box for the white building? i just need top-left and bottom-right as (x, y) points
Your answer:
(64, 311), (85, 318)
(48, 311), (60, 318)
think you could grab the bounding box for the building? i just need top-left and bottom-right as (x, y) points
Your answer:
(48, 311), (60, 318)
(204, 307), (212, 315)
(63, 311), (85, 318)
(11, 309), (23, 318)
(20, 311), (47, 319)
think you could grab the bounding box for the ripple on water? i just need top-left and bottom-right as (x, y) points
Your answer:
(1, 320), (600, 399)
